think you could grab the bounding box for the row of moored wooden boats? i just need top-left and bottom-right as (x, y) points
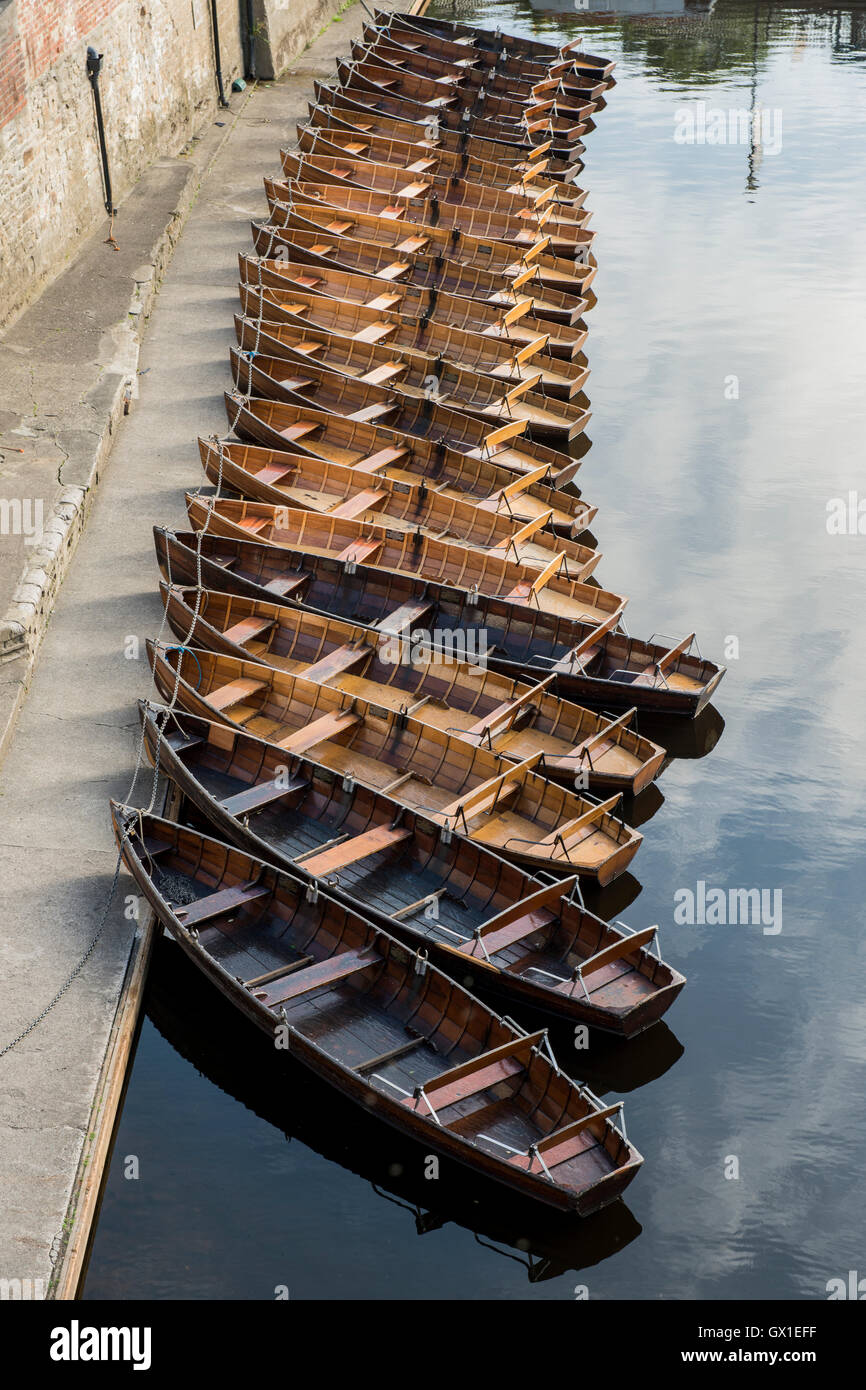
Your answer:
(112, 8), (725, 1218)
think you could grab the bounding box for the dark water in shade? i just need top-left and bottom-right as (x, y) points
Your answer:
(84, 1), (866, 1300)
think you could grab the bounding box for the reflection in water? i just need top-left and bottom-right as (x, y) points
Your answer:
(85, 1), (866, 1299)
(84, 940), (640, 1297)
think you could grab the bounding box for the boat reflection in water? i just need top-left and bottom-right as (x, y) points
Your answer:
(144, 937), (641, 1284)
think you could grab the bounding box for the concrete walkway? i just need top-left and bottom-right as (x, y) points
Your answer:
(0, 1), (398, 1296)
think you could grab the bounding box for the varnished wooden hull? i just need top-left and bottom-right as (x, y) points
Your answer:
(154, 529), (725, 719)
(140, 703), (682, 1037)
(159, 582), (667, 796)
(147, 641), (642, 884)
(238, 282), (591, 403)
(234, 309), (589, 449)
(111, 804), (641, 1209)
(308, 92), (586, 174)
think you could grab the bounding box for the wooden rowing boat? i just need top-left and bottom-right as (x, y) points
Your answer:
(259, 201), (596, 295)
(295, 122), (584, 213)
(242, 240), (587, 361)
(248, 224), (590, 331)
(155, 529), (725, 717)
(229, 339), (587, 450)
(140, 701), (681, 1035)
(185, 491), (623, 627)
(374, 11), (617, 80)
(327, 69), (589, 153)
(223, 388), (585, 490)
(145, 642), (642, 884)
(278, 148), (591, 229)
(238, 283), (590, 402)
(308, 91), (585, 174)
(159, 585), (666, 796)
(233, 313), (589, 452)
(368, 17), (576, 78)
(353, 33), (605, 106)
(361, 21), (609, 97)
(111, 803), (641, 1208)
(200, 435), (598, 573)
(266, 177), (594, 264)
(333, 58), (596, 132)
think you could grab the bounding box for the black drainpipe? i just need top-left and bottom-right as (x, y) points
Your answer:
(210, 0), (231, 107)
(86, 48), (116, 215)
(244, 0), (256, 82)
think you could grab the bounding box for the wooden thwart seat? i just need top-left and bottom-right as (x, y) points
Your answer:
(221, 616), (276, 647)
(254, 946), (382, 1007)
(207, 678), (268, 712)
(263, 571), (312, 597)
(302, 641), (371, 681)
(219, 775), (308, 818)
(402, 1030), (546, 1117)
(374, 600), (435, 637)
(328, 487), (389, 520)
(275, 707), (361, 753)
(508, 1104), (623, 1173)
(300, 823), (412, 875)
(175, 880), (269, 926)
(459, 876), (578, 958)
(353, 445), (408, 472)
(555, 927), (658, 994)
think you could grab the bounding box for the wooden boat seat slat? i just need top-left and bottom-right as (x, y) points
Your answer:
(263, 572), (313, 597)
(401, 1030), (546, 1117)
(254, 947), (382, 1007)
(359, 361), (408, 385)
(364, 292), (405, 311)
(275, 708), (361, 753)
(328, 487), (390, 519)
(354, 445), (408, 472)
(300, 823), (412, 875)
(219, 775), (308, 818)
(347, 403), (401, 424)
(280, 421), (322, 443)
(463, 907), (557, 959)
(336, 538), (384, 564)
(254, 463), (300, 486)
(325, 218), (355, 234)
(508, 1104), (622, 1172)
(208, 678), (268, 711)
(222, 617), (276, 646)
(374, 600), (435, 636)
(175, 880), (270, 926)
(302, 641), (371, 681)
(236, 516), (269, 534)
(354, 320), (400, 344)
(394, 235), (429, 252)
(376, 261), (411, 281)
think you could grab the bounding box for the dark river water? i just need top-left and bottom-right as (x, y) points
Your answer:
(84, 1), (866, 1300)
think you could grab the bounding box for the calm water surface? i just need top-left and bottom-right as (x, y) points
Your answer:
(84, 0), (866, 1299)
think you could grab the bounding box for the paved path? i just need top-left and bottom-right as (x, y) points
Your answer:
(0, 2), (397, 1294)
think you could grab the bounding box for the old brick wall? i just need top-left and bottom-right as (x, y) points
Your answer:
(0, 0), (246, 329)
